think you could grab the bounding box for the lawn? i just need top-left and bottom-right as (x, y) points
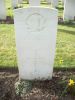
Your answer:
(55, 23), (75, 67)
(0, 24), (17, 67)
(0, 0), (75, 67)
(0, 23), (75, 67)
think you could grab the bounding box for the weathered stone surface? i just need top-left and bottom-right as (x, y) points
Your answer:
(0, 0), (6, 20)
(64, 0), (75, 20)
(14, 6), (58, 80)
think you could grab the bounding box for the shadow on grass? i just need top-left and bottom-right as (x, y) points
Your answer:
(59, 22), (75, 28)
(58, 29), (75, 35)
(56, 6), (64, 10)
(0, 66), (18, 73)
(22, 2), (28, 4)
(0, 66), (75, 72)
(41, 2), (48, 4)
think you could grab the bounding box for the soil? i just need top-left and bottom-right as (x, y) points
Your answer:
(0, 68), (75, 100)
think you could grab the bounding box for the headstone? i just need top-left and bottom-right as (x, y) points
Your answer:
(29, 0), (40, 6)
(14, 0), (58, 80)
(63, 0), (75, 20)
(51, 0), (58, 8)
(18, 0), (23, 4)
(46, 0), (51, 4)
(0, 0), (6, 20)
(12, 0), (18, 8)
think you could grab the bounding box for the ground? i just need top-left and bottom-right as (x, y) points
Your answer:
(0, 68), (75, 100)
(0, 1), (75, 100)
(0, 0), (75, 67)
(0, 17), (75, 67)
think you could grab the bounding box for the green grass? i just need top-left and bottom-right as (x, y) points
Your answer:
(5, 0), (13, 17)
(54, 24), (75, 67)
(57, 0), (64, 17)
(0, 1), (75, 67)
(0, 24), (75, 67)
(0, 24), (17, 67)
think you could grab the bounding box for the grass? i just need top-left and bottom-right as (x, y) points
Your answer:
(0, 0), (75, 67)
(5, 0), (63, 18)
(55, 24), (75, 67)
(57, 0), (64, 17)
(0, 24), (17, 67)
(0, 23), (75, 67)
(5, 0), (13, 17)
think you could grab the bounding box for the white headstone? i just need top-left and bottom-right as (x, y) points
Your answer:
(29, 0), (40, 6)
(51, 0), (58, 8)
(46, 0), (51, 4)
(0, 0), (6, 20)
(14, 6), (58, 80)
(12, 0), (18, 8)
(63, 0), (75, 20)
(18, 0), (23, 4)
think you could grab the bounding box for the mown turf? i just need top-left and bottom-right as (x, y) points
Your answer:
(0, 24), (17, 67)
(55, 23), (75, 67)
(0, 0), (75, 67)
(0, 23), (75, 67)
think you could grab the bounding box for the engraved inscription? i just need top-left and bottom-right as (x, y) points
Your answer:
(25, 13), (47, 32)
